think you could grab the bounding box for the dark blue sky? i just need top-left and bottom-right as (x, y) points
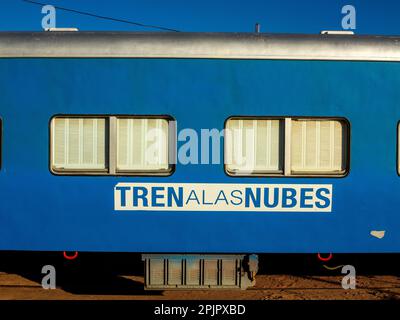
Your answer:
(0, 0), (399, 35)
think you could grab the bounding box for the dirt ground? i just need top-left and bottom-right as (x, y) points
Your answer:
(1, 252), (399, 300)
(1, 272), (400, 300)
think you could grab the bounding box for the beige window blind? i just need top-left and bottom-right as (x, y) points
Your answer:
(116, 118), (169, 172)
(52, 117), (107, 171)
(225, 119), (283, 174)
(291, 119), (346, 174)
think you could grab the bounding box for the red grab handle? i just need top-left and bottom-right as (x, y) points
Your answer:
(63, 251), (78, 260)
(317, 253), (333, 262)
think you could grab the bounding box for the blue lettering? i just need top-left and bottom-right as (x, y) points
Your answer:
(115, 186), (130, 207)
(300, 188), (314, 208)
(133, 187), (148, 207)
(186, 190), (200, 205)
(315, 188), (331, 209)
(167, 187), (183, 207)
(202, 190), (213, 205)
(230, 190), (243, 205)
(282, 188), (297, 208)
(263, 188), (279, 208)
(214, 190), (229, 205)
(245, 188), (261, 208)
(151, 187), (165, 207)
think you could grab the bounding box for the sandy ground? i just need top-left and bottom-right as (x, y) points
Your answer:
(1, 272), (400, 300)
(1, 252), (400, 300)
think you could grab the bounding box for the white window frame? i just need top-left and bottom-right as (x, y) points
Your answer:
(224, 116), (349, 177)
(50, 115), (175, 176)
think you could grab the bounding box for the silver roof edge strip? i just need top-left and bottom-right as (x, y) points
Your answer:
(1, 32), (400, 61)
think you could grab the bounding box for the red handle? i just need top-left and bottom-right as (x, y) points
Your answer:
(317, 253), (333, 262)
(63, 251), (78, 260)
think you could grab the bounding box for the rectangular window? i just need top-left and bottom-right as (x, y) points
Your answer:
(291, 119), (346, 174)
(225, 119), (284, 175)
(51, 117), (108, 172)
(116, 118), (169, 173)
(225, 117), (349, 177)
(50, 115), (173, 175)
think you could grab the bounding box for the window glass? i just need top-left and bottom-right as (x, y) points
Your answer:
(117, 118), (169, 172)
(52, 117), (108, 171)
(225, 117), (348, 177)
(291, 119), (347, 174)
(225, 119), (283, 175)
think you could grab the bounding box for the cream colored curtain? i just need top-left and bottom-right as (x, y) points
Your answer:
(52, 118), (107, 170)
(225, 119), (283, 174)
(117, 118), (169, 171)
(291, 119), (346, 173)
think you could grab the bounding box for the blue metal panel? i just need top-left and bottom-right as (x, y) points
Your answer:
(0, 58), (399, 253)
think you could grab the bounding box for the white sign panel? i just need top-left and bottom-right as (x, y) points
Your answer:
(114, 183), (332, 212)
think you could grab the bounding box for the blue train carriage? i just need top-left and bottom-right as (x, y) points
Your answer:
(0, 31), (400, 289)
